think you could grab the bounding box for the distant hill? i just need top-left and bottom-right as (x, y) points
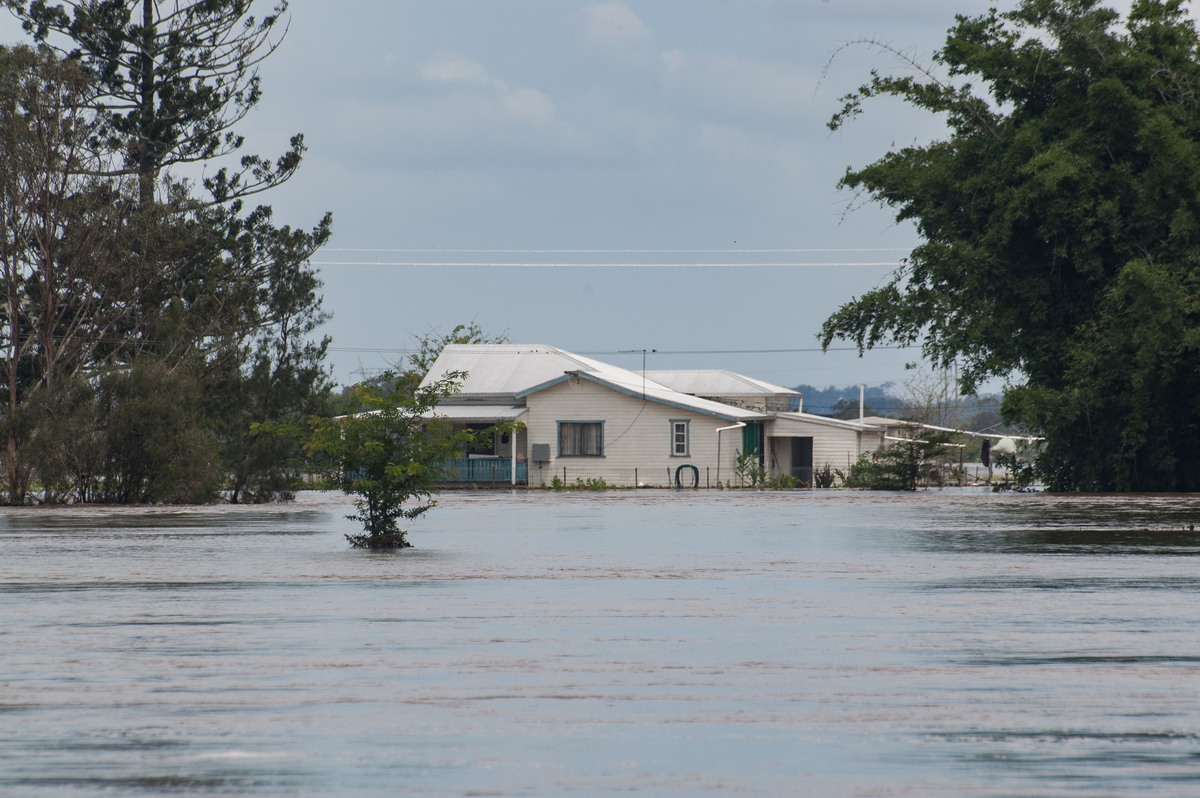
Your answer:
(794, 384), (1010, 436)
(793, 384), (904, 419)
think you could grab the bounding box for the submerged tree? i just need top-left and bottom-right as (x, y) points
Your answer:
(305, 374), (477, 549)
(821, 0), (1200, 491)
(1, 1), (333, 504)
(211, 204), (333, 503)
(0, 44), (147, 502)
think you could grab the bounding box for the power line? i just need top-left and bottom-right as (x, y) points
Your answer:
(312, 261), (903, 268)
(326, 344), (918, 355)
(324, 247), (910, 254)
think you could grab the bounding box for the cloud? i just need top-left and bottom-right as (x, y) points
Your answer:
(319, 52), (600, 169)
(660, 49), (817, 121)
(417, 52), (557, 126)
(696, 122), (809, 173)
(576, 1), (653, 64)
(419, 52), (503, 90)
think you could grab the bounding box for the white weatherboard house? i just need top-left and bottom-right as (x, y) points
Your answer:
(419, 344), (885, 488)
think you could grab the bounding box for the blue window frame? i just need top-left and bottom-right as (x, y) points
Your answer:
(557, 421), (604, 457)
(670, 419), (690, 457)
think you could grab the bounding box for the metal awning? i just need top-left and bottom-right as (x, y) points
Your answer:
(428, 404), (528, 423)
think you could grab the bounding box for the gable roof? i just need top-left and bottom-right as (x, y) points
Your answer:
(517, 370), (766, 422)
(644, 369), (799, 398)
(421, 344), (766, 422)
(419, 344), (632, 398)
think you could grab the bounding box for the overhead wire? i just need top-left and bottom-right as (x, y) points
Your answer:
(311, 261), (902, 268)
(311, 245), (909, 269)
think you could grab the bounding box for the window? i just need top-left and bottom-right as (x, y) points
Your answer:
(670, 419), (690, 456)
(558, 421), (603, 456)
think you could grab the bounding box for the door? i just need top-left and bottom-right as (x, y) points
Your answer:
(791, 437), (814, 485)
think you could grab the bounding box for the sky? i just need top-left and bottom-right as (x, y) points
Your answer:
(0, 1), (1159, 392)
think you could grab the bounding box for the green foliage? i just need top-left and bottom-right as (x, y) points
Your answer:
(793, 384), (897, 418)
(406, 323), (509, 378)
(770, 473), (798, 490)
(991, 449), (1040, 493)
(97, 359), (223, 504)
(840, 427), (956, 490)
(7, 0), (300, 205)
(0, 5), (333, 505)
(208, 205), (334, 503)
(306, 373), (475, 549)
(397, 323), (508, 399)
(0, 44), (139, 503)
(24, 377), (103, 503)
(334, 323), (509, 414)
(548, 476), (613, 491)
(821, 0), (1200, 491)
(734, 450), (766, 487)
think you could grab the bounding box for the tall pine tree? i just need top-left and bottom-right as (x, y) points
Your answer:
(2, 1), (332, 502)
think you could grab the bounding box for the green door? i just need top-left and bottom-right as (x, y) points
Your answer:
(742, 422), (762, 457)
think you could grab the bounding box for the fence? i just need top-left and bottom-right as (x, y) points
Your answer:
(523, 463), (740, 489)
(442, 457), (527, 486)
(452, 460), (1013, 489)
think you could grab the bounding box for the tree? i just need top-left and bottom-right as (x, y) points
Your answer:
(197, 201), (332, 502)
(840, 426), (956, 490)
(407, 323), (508, 375)
(829, 396), (885, 420)
(305, 373), (477, 549)
(96, 356), (222, 504)
(897, 368), (962, 430)
(396, 322), (508, 397)
(7, 0), (299, 206)
(337, 323), (509, 413)
(3, 1), (333, 504)
(5, 1), (327, 363)
(0, 44), (153, 502)
(820, 0), (1200, 491)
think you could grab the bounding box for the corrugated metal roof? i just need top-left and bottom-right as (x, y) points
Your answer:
(335, 404), (527, 423)
(643, 369), (799, 397)
(421, 344), (765, 421)
(429, 404), (527, 422)
(517, 371), (766, 421)
(419, 344), (651, 398)
(772, 412), (884, 432)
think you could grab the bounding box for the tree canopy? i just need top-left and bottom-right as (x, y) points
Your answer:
(0, 1), (332, 505)
(6, 0), (299, 205)
(821, 0), (1200, 491)
(306, 373), (477, 549)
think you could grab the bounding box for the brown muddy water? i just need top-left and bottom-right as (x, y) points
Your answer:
(3, 488), (1200, 796)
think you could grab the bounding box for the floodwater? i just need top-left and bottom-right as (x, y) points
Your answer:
(3, 489), (1200, 797)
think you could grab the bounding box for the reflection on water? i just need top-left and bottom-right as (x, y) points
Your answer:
(3, 489), (1200, 796)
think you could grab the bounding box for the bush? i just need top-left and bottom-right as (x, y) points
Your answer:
(770, 474), (798, 490)
(549, 476), (612, 491)
(734, 450), (766, 487)
(840, 426), (957, 490)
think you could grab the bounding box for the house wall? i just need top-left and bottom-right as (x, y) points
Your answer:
(765, 418), (884, 483)
(523, 377), (748, 488)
